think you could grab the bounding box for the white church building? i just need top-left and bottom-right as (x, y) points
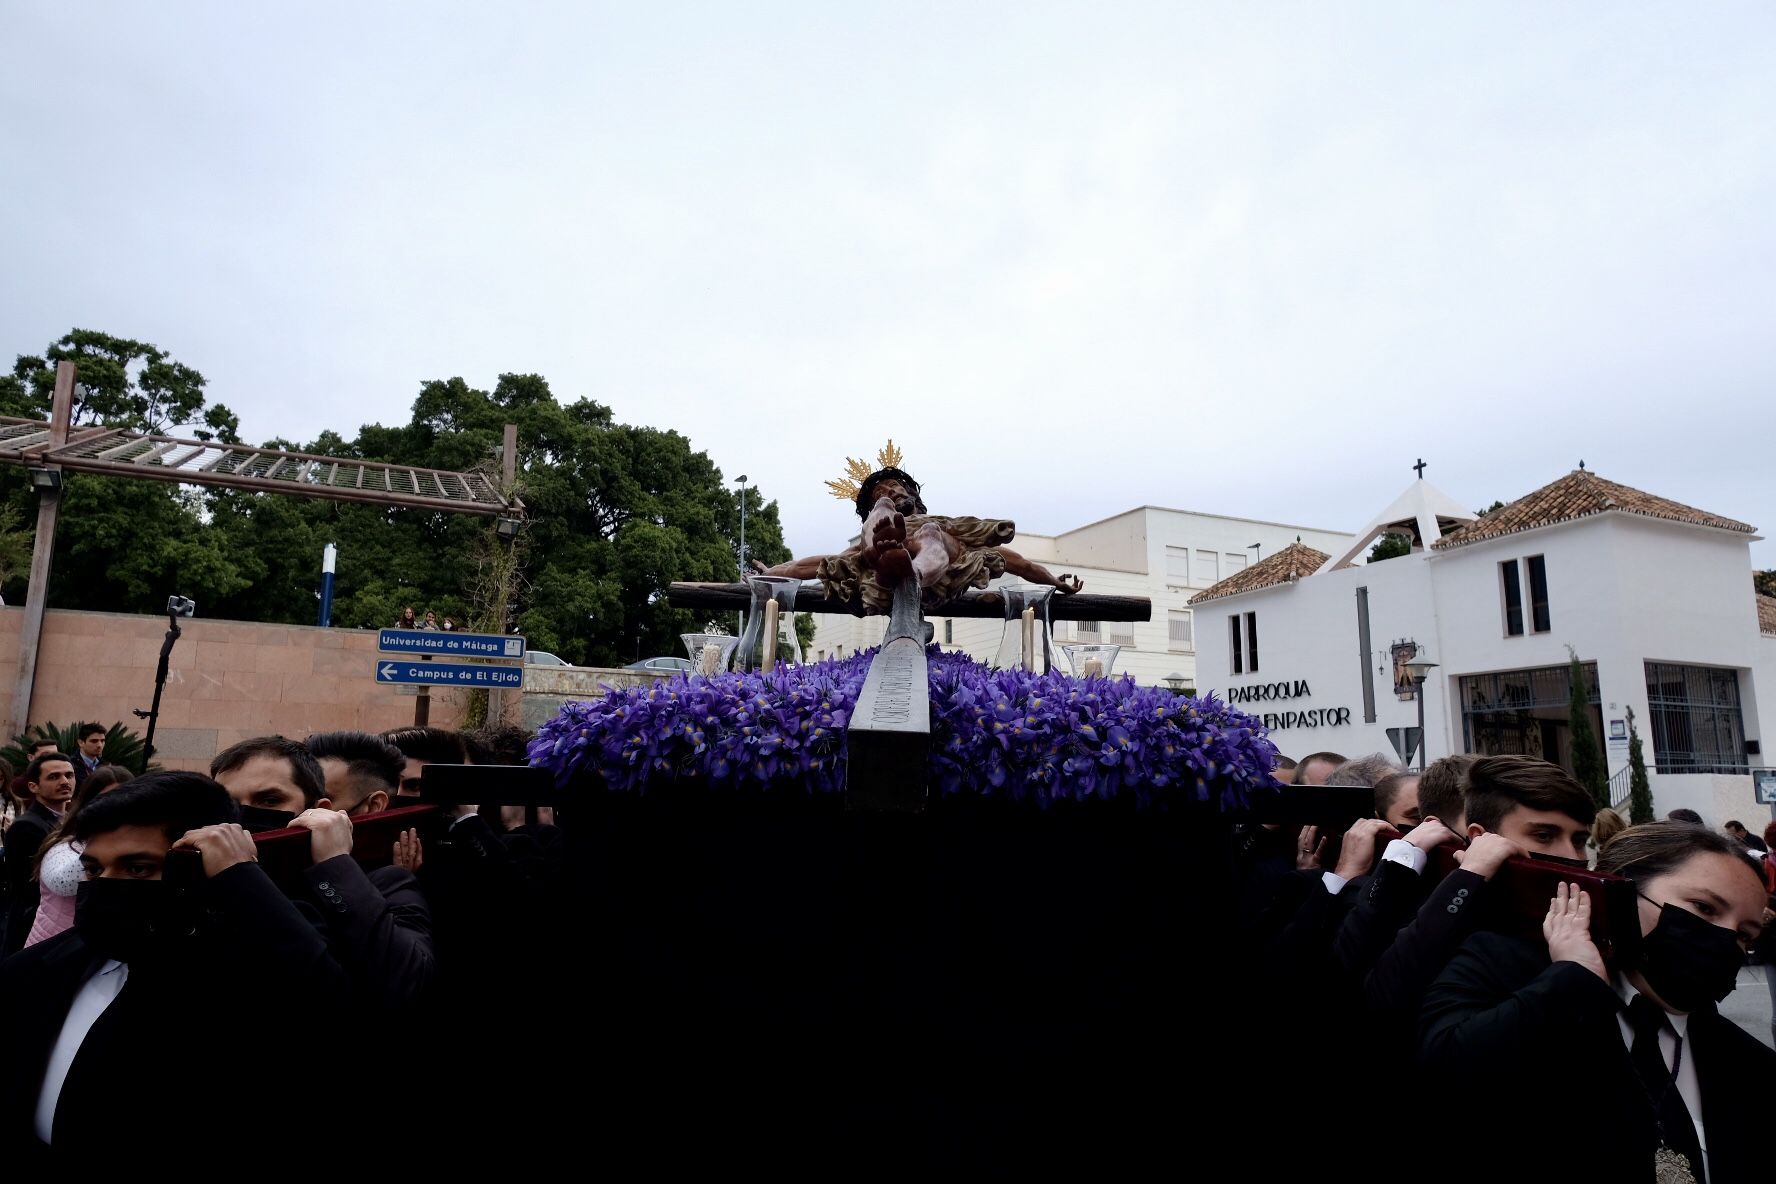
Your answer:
(1190, 468), (1776, 824)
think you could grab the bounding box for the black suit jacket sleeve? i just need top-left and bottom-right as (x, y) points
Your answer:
(204, 862), (352, 1000)
(1364, 868), (1490, 1021)
(301, 855), (436, 1014)
(1265, 872), (1362, 983)
(1331, 857), (1426, 982)
(1418, 931), (1622, 1075)
(4, 813), (51, 892)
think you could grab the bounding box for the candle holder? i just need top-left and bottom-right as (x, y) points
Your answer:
(735, 576), (804, 672)
(681, 632), (741, 678)
(1061, 643), (1121, 680)
(990, 585), (1058, 673)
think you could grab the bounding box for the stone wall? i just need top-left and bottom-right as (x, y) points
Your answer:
(0, 608), (465, 771)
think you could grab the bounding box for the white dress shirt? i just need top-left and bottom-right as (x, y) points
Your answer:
(1614, 977), (1706, 1182)
(1322, 839), (1426, 896)
(34, 960), (128, 1144)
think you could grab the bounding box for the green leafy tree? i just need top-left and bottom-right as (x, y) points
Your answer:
(1626, 711), (1654, 825)
(1566, 648), (1608, 808)
(1755, 570), (1776, 598)
(0, 330), (249, 610)
(1367, 533), (1411, 563)
(0, 328), (239, 441)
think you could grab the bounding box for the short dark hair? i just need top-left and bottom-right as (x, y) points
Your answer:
(1724, 820), (1746, 833)
(854, 467), (926, 520)
(78, 722), (107, 742)
(71, 771), (238, 845)
(1418, 754), (1478, 827)
(464, 724), (534, 766)
(1464, 756), (1596, 834)
(382, 727), (469, 766)
(27, 737), (57, 755)
(1598, 822), (1765, 888)
(26, 752), (74, 785)
(1666, 808), (1704, 825)
(304, 731), (404, 792)
(1374, 772), (1418, 820)
(211, 736), (327, 808)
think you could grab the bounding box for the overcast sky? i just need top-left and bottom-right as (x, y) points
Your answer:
(4, 2), (1773, 566)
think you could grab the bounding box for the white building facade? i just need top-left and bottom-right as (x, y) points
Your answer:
(811, 507), (1353, 690)
(1191, 469), (1776, 824)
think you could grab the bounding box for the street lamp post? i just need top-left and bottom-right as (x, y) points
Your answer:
(736, 474), (749, 635)
(1403, 657), (1440, 773)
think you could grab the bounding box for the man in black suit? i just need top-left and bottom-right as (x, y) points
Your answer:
(212, 734), (436, 1016)
(1421, 823), (1772, 1181)
(2, 752), (76, 957)
(1362, 754), (1596, 1034)
(71, 724), (106, 788)
(0, 772), (350, 1156)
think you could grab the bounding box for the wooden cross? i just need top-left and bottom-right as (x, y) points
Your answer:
(668, 580), (1152, 813)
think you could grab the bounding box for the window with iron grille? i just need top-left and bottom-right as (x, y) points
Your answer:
(1109, 620), (1134, 645)
(1644, 663), (1747, 774)
(1168, 610), (1193, 652)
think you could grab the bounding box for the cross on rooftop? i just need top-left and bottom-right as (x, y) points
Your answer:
(1413, 458), (1427, 479)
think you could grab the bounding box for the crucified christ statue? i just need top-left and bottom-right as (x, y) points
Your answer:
(752, 466), (1084, 614)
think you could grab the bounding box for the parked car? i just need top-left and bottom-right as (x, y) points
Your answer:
(626, 656), (694, 674)
(526, 650), (569, 667)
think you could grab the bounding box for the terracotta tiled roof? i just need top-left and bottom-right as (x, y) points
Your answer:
(1189, 542), (1330, 605)
(1432, 469), (1754, 551)
(1758, 594), (1776, 637)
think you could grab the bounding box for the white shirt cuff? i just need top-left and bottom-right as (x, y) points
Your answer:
(1382, 839), (1427, 875)
(1321, 870), (1349, 895)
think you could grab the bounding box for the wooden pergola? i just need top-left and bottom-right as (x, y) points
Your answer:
(0, 363), (523, 739)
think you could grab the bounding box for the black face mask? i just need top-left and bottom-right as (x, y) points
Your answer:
(1636, 895), (1747, 1013)
(237, 805), (296, 834)
(1531, 852), (1590, 870)
(74, 879), (199, 964)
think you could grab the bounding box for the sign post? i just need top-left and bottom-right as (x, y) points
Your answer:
(376, 631), (526, 723)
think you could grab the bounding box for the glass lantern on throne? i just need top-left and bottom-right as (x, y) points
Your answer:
(733, 575), (804, 672)
(990, 584), (1059, 673)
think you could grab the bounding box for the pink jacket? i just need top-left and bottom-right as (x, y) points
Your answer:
(24, 840), (81, 949)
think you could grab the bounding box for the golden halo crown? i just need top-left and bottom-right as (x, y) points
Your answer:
(825, 439), (905, 501)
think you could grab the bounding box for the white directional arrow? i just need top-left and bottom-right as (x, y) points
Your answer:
(380, 663), (398, 679)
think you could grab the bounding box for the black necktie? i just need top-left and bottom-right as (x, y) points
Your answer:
(1627, 994), (1705, 1177)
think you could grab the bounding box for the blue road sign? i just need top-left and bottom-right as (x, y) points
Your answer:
(379, 628), (525, 660)
(376, 660), (525, 688)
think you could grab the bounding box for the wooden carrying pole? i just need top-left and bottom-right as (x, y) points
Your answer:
(9, 363), (75, 744)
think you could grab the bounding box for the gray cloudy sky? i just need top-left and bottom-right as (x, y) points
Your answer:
(4, 2), (1773, 565)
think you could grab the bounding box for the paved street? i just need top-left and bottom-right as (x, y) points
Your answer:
(1722, 964), (1774, 1049)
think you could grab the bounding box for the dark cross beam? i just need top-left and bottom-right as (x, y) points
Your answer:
(1413, 458), (1427, 479)
(666, 582), (1151, 621)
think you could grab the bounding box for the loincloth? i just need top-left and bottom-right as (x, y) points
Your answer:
(817, 515), (1015, 613)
